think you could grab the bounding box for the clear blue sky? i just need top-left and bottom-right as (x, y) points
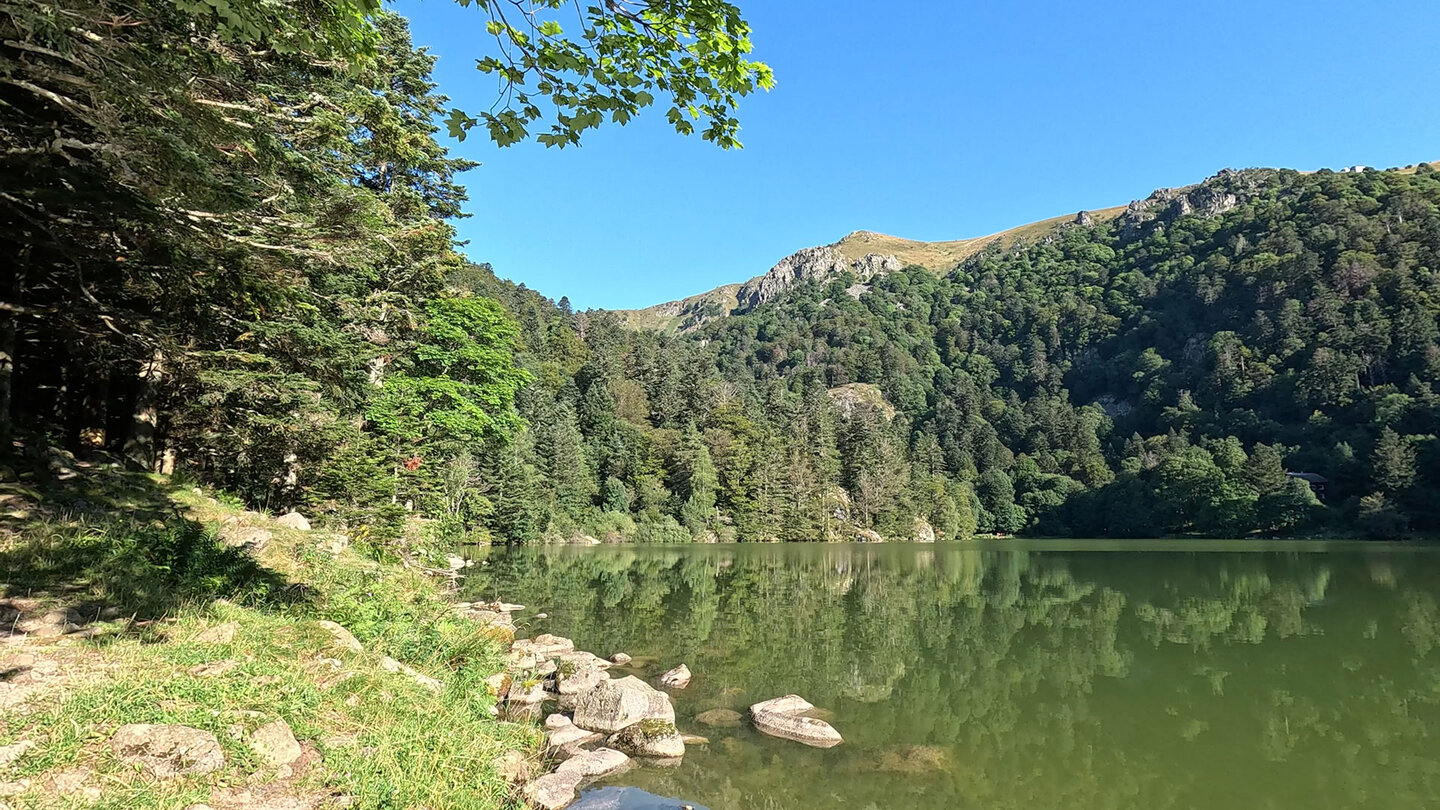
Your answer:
(397, 0), (1440, 310)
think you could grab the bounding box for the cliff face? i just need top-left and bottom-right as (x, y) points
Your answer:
(735, 246), (901, 312)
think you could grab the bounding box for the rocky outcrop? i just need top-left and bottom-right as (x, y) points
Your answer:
(913, 519), (936, 544)
(110, 724), (225, 778)
(750, 695), (843, 748)
(313, 620), (362, 653)
(659, 664), (691, 689)
(736, 246), (901, 312)
(572, 676), (675, 734)
(607, 720), (685, 759)
(1117, 169), (1269, 240)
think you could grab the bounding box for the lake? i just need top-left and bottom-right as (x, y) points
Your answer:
(461, 541), (1440, 810)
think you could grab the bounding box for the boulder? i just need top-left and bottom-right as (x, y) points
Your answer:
(544, 713), (573, 731)
(607, 720), (685, 759)
(314, 620), (363, 653)
(555, 747), (630, 780)
(491, 750), (531, 785)
(506, 680), (547, 706)
(694, 708), (743, 728)
(518, 633), (575, 658)
(659, 664), (691, 689)
(609, 653), (632, 665)
(482, 672), (512, 697)
(193, 622), (239, 644)
(0, 740), (34, 768)
(555, 667), (609, 709)
(219, 526), (272, 552)
(680, 733), (709, 746)
(380, 656), (442, 692)
(913, 518), (936, 544)
(110, 724), (225, 778)
(572, 676), (675, 734)
(248, 720), (302, 768)
(546, 724), (604, 759)
(523, 772), (582, 810)
(750, 695), (843, 748)
(275, 511), (311, 531)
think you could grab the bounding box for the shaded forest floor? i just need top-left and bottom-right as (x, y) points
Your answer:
(0, 457), (539, 809)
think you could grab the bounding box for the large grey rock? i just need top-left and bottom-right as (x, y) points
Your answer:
(555, 667), (609, 709)
(491, 750), (531, 785)
(607, 721), (685, 759)
(513, 633), (575, 659)
(110, 724), (225, 778)
(555, 747), (630, 780)
(248, 720), (301, 768)
(524, 771), (582, 810)
(275, 511), (311, 531)
(750, 695), (843, 748)
(547, 724), (604, 759)
(658, 664), (691, 689)
(572, 676), (675, 734)
(380, 656), (442, 692)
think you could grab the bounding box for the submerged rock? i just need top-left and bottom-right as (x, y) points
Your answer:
(572, 676), (675, 734)
(750, 695), (843, 748)
(694, 708), (743, 728)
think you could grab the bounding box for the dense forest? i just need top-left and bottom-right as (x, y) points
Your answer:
(3, 4), (1437, 544)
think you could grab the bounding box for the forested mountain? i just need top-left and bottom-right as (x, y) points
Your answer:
(3, 2), (1435, 544)
(474, 164), (1440, 542)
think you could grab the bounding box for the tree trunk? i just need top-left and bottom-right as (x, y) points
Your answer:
(0, 259), (22, 452)
(124, 350), (165, 470)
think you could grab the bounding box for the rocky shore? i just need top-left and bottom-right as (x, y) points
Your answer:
(455, 602), (844, 809)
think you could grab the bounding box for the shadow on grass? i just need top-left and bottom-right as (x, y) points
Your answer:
(0, 462), (301, 638)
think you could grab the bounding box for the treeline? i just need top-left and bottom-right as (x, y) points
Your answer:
(465, 166), (1440, 542)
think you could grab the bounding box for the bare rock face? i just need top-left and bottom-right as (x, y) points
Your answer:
(110, 724), (225, 778)
(607, 720), (685, 759)
(572, 676), (675, 734)
(659, 664), (691, 689)
(248, 720), (302, 768)
(275, 511), (311, 531)
(555, 747), (631, 780)
(750, 695), (843, 748)
(524, 772), (583, 810)
(1117, 170), (1261, 240)
(736, 246), (901, 312)
(913, 518), (937, 544)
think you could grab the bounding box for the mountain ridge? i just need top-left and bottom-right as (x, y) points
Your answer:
(613, 160), (1440, 333)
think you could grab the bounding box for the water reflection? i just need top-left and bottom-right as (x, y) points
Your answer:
(464, 543), (1440, 810)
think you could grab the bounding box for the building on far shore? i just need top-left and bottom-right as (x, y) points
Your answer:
(1286, 471), (1329, 501)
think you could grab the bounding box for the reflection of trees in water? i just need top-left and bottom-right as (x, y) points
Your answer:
(468, 547), (1440, 810)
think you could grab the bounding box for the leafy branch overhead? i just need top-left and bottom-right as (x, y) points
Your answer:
(445, 0), (774, 148)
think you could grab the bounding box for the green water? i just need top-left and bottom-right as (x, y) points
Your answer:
(462, 541), (1440, 810)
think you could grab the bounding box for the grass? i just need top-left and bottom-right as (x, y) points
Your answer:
(0, 471), (540, 810)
